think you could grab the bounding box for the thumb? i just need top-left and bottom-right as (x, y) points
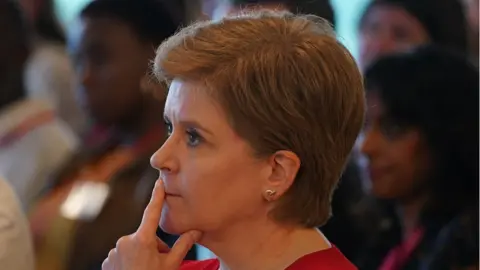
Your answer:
(165, 230), (202, 267)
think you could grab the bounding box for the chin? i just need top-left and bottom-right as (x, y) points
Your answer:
(160, 210), (190, 235)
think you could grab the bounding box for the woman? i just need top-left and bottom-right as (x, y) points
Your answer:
(28, 1), (194, 269)
(358, 0), (469, 70)
(103, 9), (365, 270)
(204, 0), (365, 261)
(357, 46), (478, 269)
(18, 0), (87, 136)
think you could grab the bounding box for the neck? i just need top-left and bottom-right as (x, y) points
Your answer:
(396, 194), (429, 240)
(201, 218), (331, 270)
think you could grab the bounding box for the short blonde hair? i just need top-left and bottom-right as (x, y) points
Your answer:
(154, 10), (365, 227)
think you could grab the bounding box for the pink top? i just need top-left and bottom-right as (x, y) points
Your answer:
(181, 246), (357, 270)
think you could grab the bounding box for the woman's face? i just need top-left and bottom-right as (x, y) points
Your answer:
(150, 80), (275, 236)
(69, 17), (151, 126)
(359, 5), (430, 70)
(360, 93), (431, 200)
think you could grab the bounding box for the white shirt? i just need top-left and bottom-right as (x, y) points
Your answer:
(24, 39), (88, 136)
(0, 99), (78, 210)
(0, 176), (35, 270)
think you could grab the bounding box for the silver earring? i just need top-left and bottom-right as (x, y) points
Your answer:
(264, 189), (276, 201)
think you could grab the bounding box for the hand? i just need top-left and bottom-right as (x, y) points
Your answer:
(102, 180), (202, 270)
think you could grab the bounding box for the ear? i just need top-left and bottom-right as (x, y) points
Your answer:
(264, 150), (301, 200)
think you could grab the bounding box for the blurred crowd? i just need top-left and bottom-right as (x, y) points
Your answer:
(0, 0), (478, 269)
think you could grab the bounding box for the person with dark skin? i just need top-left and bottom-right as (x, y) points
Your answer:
(28, 1), (195, 269)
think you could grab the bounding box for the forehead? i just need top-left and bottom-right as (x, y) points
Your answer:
(165, 80), (223, 118)
(366, 92), (384, 117)
(73, 16), (143, 51)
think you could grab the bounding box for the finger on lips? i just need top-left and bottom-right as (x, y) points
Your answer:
(137, 180), (165, 236)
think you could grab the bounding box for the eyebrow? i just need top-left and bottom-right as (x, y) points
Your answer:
(164, 116), (214, 136)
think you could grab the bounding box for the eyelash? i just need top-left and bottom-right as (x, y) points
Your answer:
(164, 120), (203, 147)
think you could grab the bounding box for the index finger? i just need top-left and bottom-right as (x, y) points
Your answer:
(137, 180), (165, 236)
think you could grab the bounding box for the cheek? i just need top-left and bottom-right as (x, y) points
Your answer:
(179, 150), (264, 229)
(373, 139), (427, 198)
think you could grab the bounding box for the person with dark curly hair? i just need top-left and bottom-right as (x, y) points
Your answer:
(28, 1), (194, 269)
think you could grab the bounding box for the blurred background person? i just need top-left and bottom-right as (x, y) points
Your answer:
(18, 0), (88, 136)
(0, 176), (35, 270)
(28, 0), (195, 269)
(358, 0), (469, 70)
(357, 46), (478, 270)
(0, 0), (77, 212)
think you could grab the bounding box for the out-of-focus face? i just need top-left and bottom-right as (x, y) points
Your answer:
(69, 17), (151, 126)
(359, 5), (430, 70)
(360, 93), (431, 200)
(151, 80), (274, 236)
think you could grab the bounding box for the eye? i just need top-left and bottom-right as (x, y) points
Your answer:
(186, 128), (202, 147)
(164, 119), (172, 136)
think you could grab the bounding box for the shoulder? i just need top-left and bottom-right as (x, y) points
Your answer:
(24, 42), (74, 97)
(181, 259), (220, 270)
(0, 177), (35, 270)
(27, 42), (72, 72)
(287, 247), (357, 270)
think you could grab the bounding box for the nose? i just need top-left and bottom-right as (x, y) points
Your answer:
(360, 128), (380, 159)
(150, 137), (178, 175)
(78, 63), (93, 89)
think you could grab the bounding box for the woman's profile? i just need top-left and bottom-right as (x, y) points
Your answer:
(102, 10), (365, 270)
